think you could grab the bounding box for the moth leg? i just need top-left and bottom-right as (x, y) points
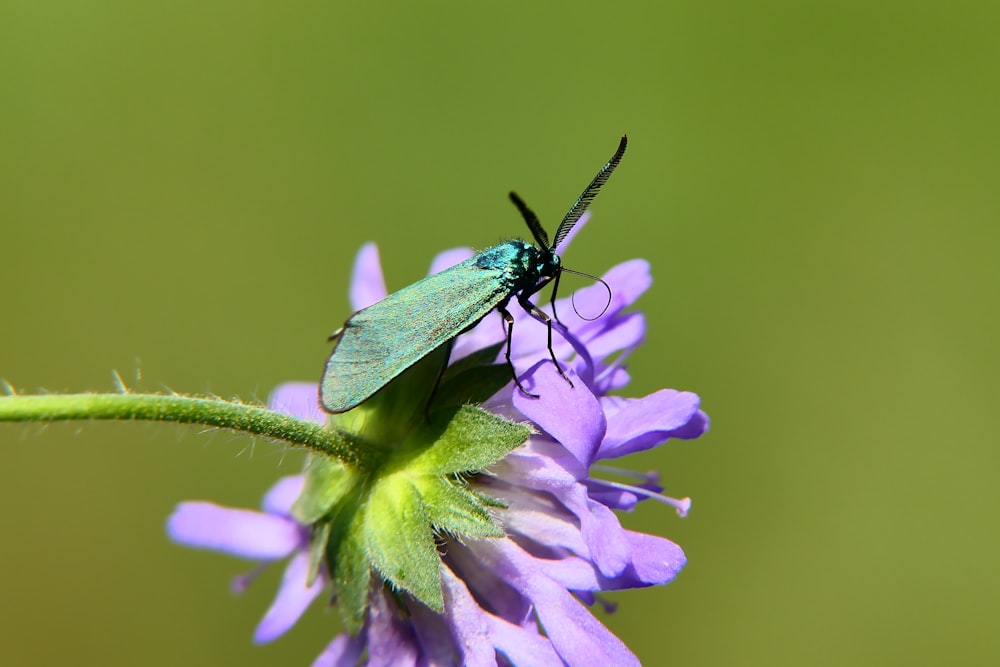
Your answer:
(498, 303), (539, 399)
(523, 273), (563, 325)
(548, 269), (565, 326)
(518, 295), (574, 389)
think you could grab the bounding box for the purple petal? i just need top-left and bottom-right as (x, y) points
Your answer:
(445, 541), (533, 627)
(366, 588), (419, 667)
(533, 553), (604, 592)
(312, 633), (366, 667)
(599, 394), (630, 418)
(577, 259), (651, 321)
(489, 616), (563, 667)
(500, 442), (587, 490)
(453, 310), (506, 360)
(507, 282), (647, 378)
(429, 247), (474, 274)
(267, 382), (324, 424)
(551, 259), (651, 332)
(261, 475), (305, 516)
(486, 483), (589, 556)
(561, 484), (630, 577)
(504, 308), (553, 359)
(601, 259), (652, 309)
(408, 603), (460, 666)
(473, 540), (639, 667)
(489, 458), (638, 575)
(443, 566), (563, 667)
(167, 502), (302, 559)
(557, 277), (618, 329)
(579, 312), (646, 362)
(526, 531), (686, 592)
(253, 550), (326, 643)
(513, 362), (606, 467)
(350, 242), (388, 310)
(529, 580), (637, 666)
(599, 389), (703, 459)
(441, 567), (500, 667)
(673, 409), (710, 440)
(594, 364), (631, 394)
(619, 530), (686, 587)
(564, 531), (687, 592)
(585, 484), (640, 511)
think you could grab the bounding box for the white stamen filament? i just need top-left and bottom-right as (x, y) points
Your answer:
(589, 477), (691, 518)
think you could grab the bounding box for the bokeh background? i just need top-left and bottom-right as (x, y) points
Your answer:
(2, 2), (998, 665)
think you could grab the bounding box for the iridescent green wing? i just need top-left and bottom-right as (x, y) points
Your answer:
(321, 255), (510, 413)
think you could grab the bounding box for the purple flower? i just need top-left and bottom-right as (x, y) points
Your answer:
(167, 474), (326, 644)
(168, 239), (708, 666)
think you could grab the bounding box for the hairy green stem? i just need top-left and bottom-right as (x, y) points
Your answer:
(0, 392), (376, 468)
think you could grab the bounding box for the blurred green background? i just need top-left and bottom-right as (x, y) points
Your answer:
(2, 1), (998, 665)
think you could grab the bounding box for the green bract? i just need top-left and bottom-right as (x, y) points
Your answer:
(293, 344), (530, 631)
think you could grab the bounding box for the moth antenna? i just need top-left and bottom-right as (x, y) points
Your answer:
(561, 267), (613, 321)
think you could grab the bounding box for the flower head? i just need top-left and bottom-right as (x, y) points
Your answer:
(168, 239), (708, 666)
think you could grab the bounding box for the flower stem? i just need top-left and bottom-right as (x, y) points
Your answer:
(0, 392), (376, 468)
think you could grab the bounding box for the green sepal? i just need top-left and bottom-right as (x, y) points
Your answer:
(440, 342), (503, 379)
(333, 343), (453, 447)
(293, 456), (361, 524)
(295, 457), (373, 631)
(419, 477), (505, 539)
(363, 473), (444, 611)
(433, 342), (511, 409)
(470, 485), (508, 508)
(431, 363), (514, 409)
(328, 501), (372, 632)
(306, 519), (332, 586)
(290, 343), (531, 621)
(411, 405), (531, 475)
